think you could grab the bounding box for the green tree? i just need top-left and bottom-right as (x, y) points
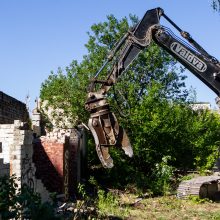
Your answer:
(97, 82), (220, 192)
(212, 0), (220, 11)
(40, 13), (220, 194)
(40, 13), (189, 172)
(127, 83), (220, 172)
(40, 14), (187, 128)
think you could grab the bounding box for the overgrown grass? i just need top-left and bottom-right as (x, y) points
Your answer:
(97, 189), (129, 218)
(76, 180), (220, 220)
(3, 175), (220, 220)
(111, 194), (220, 220)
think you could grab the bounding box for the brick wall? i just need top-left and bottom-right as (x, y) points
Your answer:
(0, 91), (29, 124)
(0, 95), (87, 202)
(33, 139), (64, 194)
(33, 129), (82, 199)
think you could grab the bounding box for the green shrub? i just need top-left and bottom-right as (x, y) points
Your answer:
(0, 175), (59, 220)
(150, 156), (174, 195)
(97, 189), (128, 218)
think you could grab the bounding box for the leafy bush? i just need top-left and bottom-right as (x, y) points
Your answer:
(150, 156), (174, 195)
(0, 175), (59, 220)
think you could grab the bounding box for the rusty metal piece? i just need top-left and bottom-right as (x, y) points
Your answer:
(86, 93), (133, 168)
(88, 115), (114, 168)
(120, 128), (133, 157)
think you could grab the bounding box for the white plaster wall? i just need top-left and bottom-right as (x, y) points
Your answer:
(0, 124), (14, 177)
(0, 120), (50, 202)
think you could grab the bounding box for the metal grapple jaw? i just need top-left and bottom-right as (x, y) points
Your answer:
(85, 93), (133, 168)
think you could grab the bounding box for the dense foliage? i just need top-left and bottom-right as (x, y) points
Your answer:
(212, 0), (220, 11)
(40, 14), (187, 127)
(0, 175), (58, 220)
(93, 83), (220, 193)
(40, 13), (220, 194)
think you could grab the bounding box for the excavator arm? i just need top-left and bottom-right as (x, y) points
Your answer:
(85, 8), (220, 168)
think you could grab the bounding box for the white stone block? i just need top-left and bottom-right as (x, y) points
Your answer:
(32, 114), (41, 121)
(14, 120), (22, 127)
(0, 124), (14, 129)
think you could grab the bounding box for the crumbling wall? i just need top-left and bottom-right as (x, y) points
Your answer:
(0, 94), (87, 202)
(32, 102), (87, 199)
(0, 120), (50, 202)
(33, 137), (65, 194)
(0, 91), (29, 124)
(0, 121), (34, 180)
(33, 128), (83, 199)
(0, 133), (9, 176)
(0, 123), (15, 177)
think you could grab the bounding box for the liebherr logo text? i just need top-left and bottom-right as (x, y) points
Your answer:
(170, 42), (207, 72)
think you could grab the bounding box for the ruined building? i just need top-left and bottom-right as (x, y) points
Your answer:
(0, 91), (86, 201)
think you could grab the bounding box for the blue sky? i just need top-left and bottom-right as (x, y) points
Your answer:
(0, 0), (220, 111)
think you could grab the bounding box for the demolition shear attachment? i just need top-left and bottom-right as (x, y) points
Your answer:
(85, 94), (133, 168)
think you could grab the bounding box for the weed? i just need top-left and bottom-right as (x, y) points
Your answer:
(151, 156), (174, 195)
(97, 189), (129, 218)
(188, 195), (211, 204)
(180, 173), (197, 181)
